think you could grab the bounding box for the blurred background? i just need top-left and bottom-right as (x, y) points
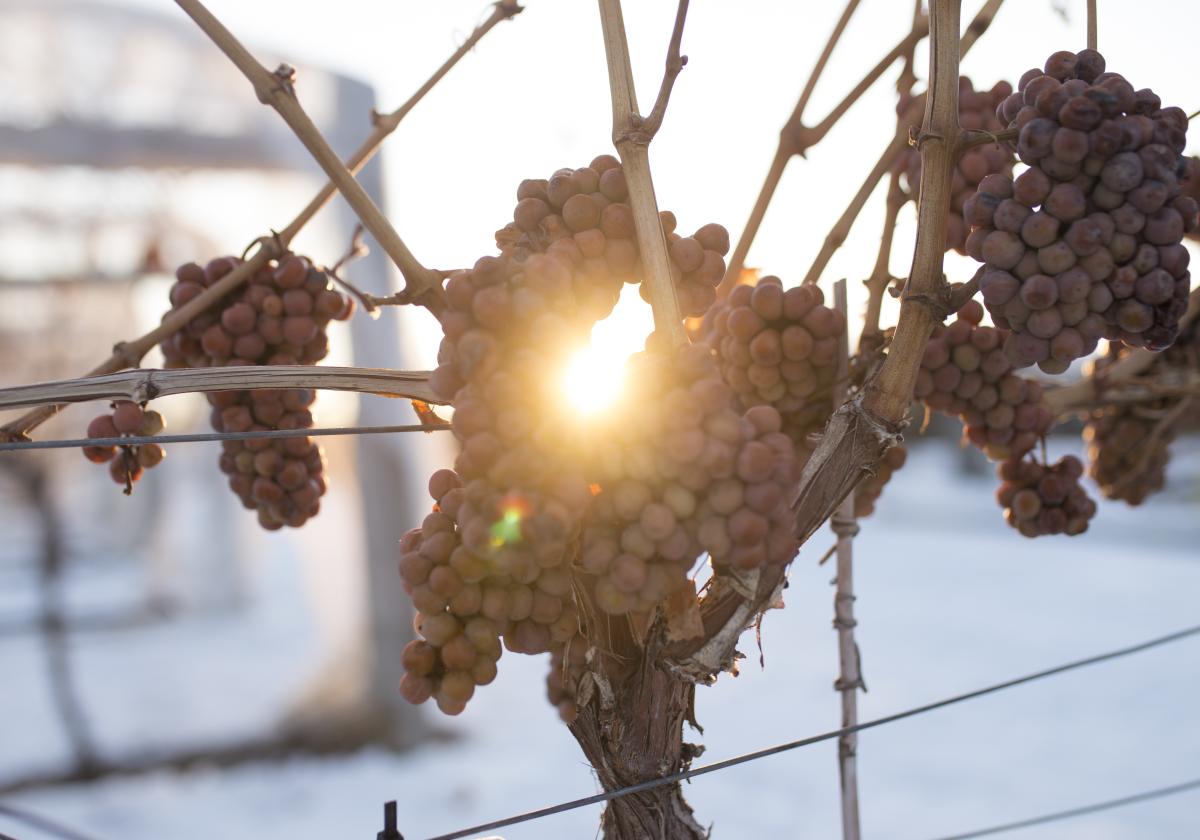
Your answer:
(0, 0), (1197, 838)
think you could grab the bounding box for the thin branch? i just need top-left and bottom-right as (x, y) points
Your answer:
(0, 248), (277, 441)
(279, 1), (521, 244)
(858, 171), (907, 351)
(175, 0), (446, 309)
(792, 0), (862, 126)
(0, 423), (450, 454)
(0, 4), (517, 442)
(720, 9), (925, 297)
(959, 125), (1018, 151)
(958, 0), (1004, 54)
(946, 266), (983, 313)
(792, 0), (963, 546)
(639, 0), (690, 140)
(830, 279), (862, 840)
(793, 22), (930, 154)
(802, 133), (907, 287)
(0, 366), (440, 412)
(597, 0), (687, 346)
(801, 0), (1005, 289)
(1086, 0), (1097, 52)
(896, 0), (924, 95)
(1043, 370), (1200, 415)
(718, 145), (790, 297)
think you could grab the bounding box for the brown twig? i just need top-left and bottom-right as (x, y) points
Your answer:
(1045, 372), (1200, 415)
(792, 0), (963, 546)
(896, 0), (924, 95)
(791, 23), (930, 156)
(858, 171), (907, 351)
(1087, 0), (1098, 52)
(802, 133), (908, 287)
(947, 266), (983, 313)
(830, 279), (862, 840)
(639, 0), (691, 140)
(175, 0), (447, 310)
(0, 4), (517, 442)
(959, 0), (1004, 54)
(323, 226), (383, 317)
(597, 0), (687, 346)
(801, 0), (1005, 289)
(720, 5), (927, 296)
(959, 125), (1018, 151)
(0, 366), (441, 412)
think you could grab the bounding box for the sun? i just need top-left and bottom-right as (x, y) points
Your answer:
(562, 345), (626, 414)
(560, 286), (653, 414)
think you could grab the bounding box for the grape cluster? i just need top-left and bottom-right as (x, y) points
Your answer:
(895, 77), (1016, 253)
(914, 300), (1054, 460)
(967, 49), (1197, 372)
(407, 168), (804, 715)
(160, 255), (352, 530)
(1084, 320), (1199, 504)
(494, 155), (730, 318)
(584, 348), (800, 604)
(701, 276), (844, 467)
(397, 470), (579, 716)
(996, 454), (1096, 537)
(1184, 156), (1200, 242)
(81, 401), (166, 491)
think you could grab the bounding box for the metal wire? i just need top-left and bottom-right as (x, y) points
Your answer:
(929, 775), (1200, 839)
(0, 423), (451, 452)
(422, 622), (1200, 840)
(0, 803), (103, 840)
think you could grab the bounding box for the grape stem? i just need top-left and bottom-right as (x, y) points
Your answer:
(959, 125), (1018, 151)
(174, 0), (447, 311)
(0, 3), (519, 443)
(0, 365), (443, 412)
(1087, 0), (1098, 52)
(830, 279), (864, 840)
(597, 0), (690, 347)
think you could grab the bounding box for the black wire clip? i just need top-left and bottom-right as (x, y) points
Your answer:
(377, 801), (404, 840)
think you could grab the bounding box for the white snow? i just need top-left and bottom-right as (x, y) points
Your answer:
(1, 439), (1198, 840)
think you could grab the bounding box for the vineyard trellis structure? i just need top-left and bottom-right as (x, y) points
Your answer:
(1, 0), (1199, 838)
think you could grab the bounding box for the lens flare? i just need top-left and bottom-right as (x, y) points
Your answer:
(489, 494), (530, 548)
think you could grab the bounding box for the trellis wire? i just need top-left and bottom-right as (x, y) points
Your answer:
(0, 423), (451, 453)
(929, 776), (1200, 840)
(421, 622), (1200, 840)
(0, 624), (1195, 840)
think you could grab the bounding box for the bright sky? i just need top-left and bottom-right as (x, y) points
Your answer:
(11, 0), (1200, 376)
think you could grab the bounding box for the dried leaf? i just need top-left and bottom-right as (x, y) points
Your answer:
(665, 581), (704, 642)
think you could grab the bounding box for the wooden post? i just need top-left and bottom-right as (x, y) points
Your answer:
(830, 279), (863, 840)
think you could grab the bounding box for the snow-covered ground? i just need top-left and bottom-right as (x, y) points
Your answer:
(1, 439), (1198, 840)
